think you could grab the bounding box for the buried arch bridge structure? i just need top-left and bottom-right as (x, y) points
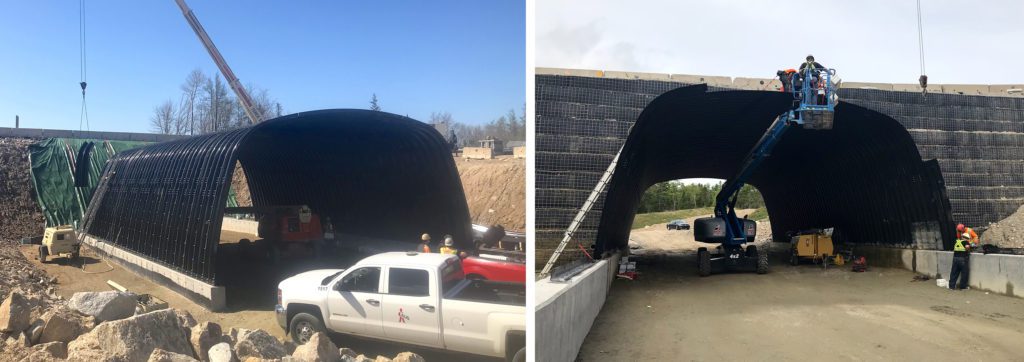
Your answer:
(80, 109), (472, 307)
(536, 70), (1024, 269)
(593, 84), (954, 256)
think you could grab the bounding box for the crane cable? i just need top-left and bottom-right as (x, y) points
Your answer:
(79, 0), (90, 131)
(916, 0), (928, 94)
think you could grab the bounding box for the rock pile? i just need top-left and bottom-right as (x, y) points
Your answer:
(0, 241), (61, 311)
(0, 138), (45, 241)
(983, 204), (1024, 249)
(1, 290), (427, 362)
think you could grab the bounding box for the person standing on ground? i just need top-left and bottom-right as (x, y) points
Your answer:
(418, 233), (432, 253)
(439, 235), (458, 255)
(949, 232), (973, 290)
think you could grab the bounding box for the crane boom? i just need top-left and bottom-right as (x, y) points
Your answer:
(174, 0), (260, 125)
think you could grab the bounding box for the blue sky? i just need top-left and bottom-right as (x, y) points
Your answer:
(1, 1), (525, 133)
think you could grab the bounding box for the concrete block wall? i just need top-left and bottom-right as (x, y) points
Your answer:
(535, 67), (1024, 268)
(462, 147), (494, 159)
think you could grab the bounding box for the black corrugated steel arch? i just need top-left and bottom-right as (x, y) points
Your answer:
(83, 109), (472, 283)
(594, 86), (955, 256)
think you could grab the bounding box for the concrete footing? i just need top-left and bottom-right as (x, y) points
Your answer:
(535, 253), (620, 362)
(853, 245), (1023, 298)
(81, 235), (226, 311)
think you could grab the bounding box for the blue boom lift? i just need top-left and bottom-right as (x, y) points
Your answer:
(692, 67), (838, 276)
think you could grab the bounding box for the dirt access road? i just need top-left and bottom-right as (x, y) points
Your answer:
(628, 209), (760, 255)
(578, 248), (1024, 361)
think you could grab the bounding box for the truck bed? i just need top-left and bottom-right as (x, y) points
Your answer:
(444, 279), (525, 306)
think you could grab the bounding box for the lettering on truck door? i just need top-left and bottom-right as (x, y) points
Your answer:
(327, 266), (385, 336)
(381, 267), (442, 347)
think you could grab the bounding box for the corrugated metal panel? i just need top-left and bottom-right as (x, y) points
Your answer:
(82, 109), (472, 283)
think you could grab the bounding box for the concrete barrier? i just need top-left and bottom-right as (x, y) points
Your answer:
(0, 127), (185, 142)
(513, 146), (526, 159)
(918, 250), (1023, 298)
(536, 254), (620, 362)
(221, 217), (258, 235)
(854, 245), (1023, 298)
(462, 147), (494, 160)
(81, 235), (226, 311)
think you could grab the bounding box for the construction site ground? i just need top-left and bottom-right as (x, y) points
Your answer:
(578, 240), (1024, 360)
(455, 155), (525, 231)
(17, 236), (494, 361)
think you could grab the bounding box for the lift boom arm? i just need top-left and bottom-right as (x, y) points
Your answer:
(174, 0), (260, 125)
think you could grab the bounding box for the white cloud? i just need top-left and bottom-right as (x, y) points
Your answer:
(538, 0), (1024, 84)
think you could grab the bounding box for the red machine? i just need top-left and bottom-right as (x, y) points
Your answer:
(461, 256), (526, 284)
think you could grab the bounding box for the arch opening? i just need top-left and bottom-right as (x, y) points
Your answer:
(595, 85), (954, 257)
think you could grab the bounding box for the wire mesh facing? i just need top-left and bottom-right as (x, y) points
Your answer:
(535, 73), (1024, 272)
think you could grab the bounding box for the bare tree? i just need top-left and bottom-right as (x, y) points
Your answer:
(369, 94), (381, 111)
(150, 100), (177, 134)
(176, 69), (206, 135)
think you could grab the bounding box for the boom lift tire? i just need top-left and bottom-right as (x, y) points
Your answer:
(757, 249), (769, 274)
(38, 246), (48, 263)
(697, 247), (711, 277)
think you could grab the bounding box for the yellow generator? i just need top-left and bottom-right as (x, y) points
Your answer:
(39, 226), (81, 263)
(789, 229), (834, 265)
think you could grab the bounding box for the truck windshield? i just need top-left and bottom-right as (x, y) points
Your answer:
(441, 259), (465, 295)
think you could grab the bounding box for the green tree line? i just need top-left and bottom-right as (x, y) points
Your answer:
(637, 181), (764, 213)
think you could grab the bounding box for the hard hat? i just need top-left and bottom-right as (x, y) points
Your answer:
(956, 224), (965, 232)
(962, 232), (971, 239)
(421, 233), (431, 241)
(806, 54), (815, 61)
(444, 236), (453, 247)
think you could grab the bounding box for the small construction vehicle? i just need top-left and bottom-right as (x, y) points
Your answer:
(789, 229), (835, 265)
(225, 205), (332, 262)
(39, 225), (81, 263)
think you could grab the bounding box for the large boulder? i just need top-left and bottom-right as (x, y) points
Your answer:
(372, 356), (392, 362)
(1, 291), (32, 333)
(345, 355), (375, 362)
(207, 342), (236, 362)
(392, 352), (425, 362)
(291, 332), (339, 362)
(233, 329), (286, 360)
(68, 291), (137, 322)
(38, 306), (95, 344)
(148, 348), (201, 362)
(67, 308), (195, 361)
(191, 321), (224, 361)
(17, 341), (68, 361)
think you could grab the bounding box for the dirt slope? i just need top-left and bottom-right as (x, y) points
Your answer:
(0, 138), (45, 240)
(982, 204), (1024, 248)
(455, 156), (525, 231)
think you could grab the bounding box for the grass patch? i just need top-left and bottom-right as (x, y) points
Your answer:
(631, 207), (714, 229)
(749, 207), (768, 221)
(631, 207), (769, 229)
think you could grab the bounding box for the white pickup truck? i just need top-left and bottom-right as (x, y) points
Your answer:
(276, 252), (526, 361)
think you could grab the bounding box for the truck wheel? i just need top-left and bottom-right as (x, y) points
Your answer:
(697, 247), (711, 277)
(289, 312), (325, 345)
(38, 246), (48, 263)
(745, 245), (757, 258)
(511, 346), (526, 362)
(757, 249), (769, 274)
(789, 251), (798, 266)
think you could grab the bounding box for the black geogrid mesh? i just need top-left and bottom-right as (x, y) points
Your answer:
(535, 74), (1024, 270)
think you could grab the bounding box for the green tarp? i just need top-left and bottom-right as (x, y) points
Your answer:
(28, 138), (239, 227)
